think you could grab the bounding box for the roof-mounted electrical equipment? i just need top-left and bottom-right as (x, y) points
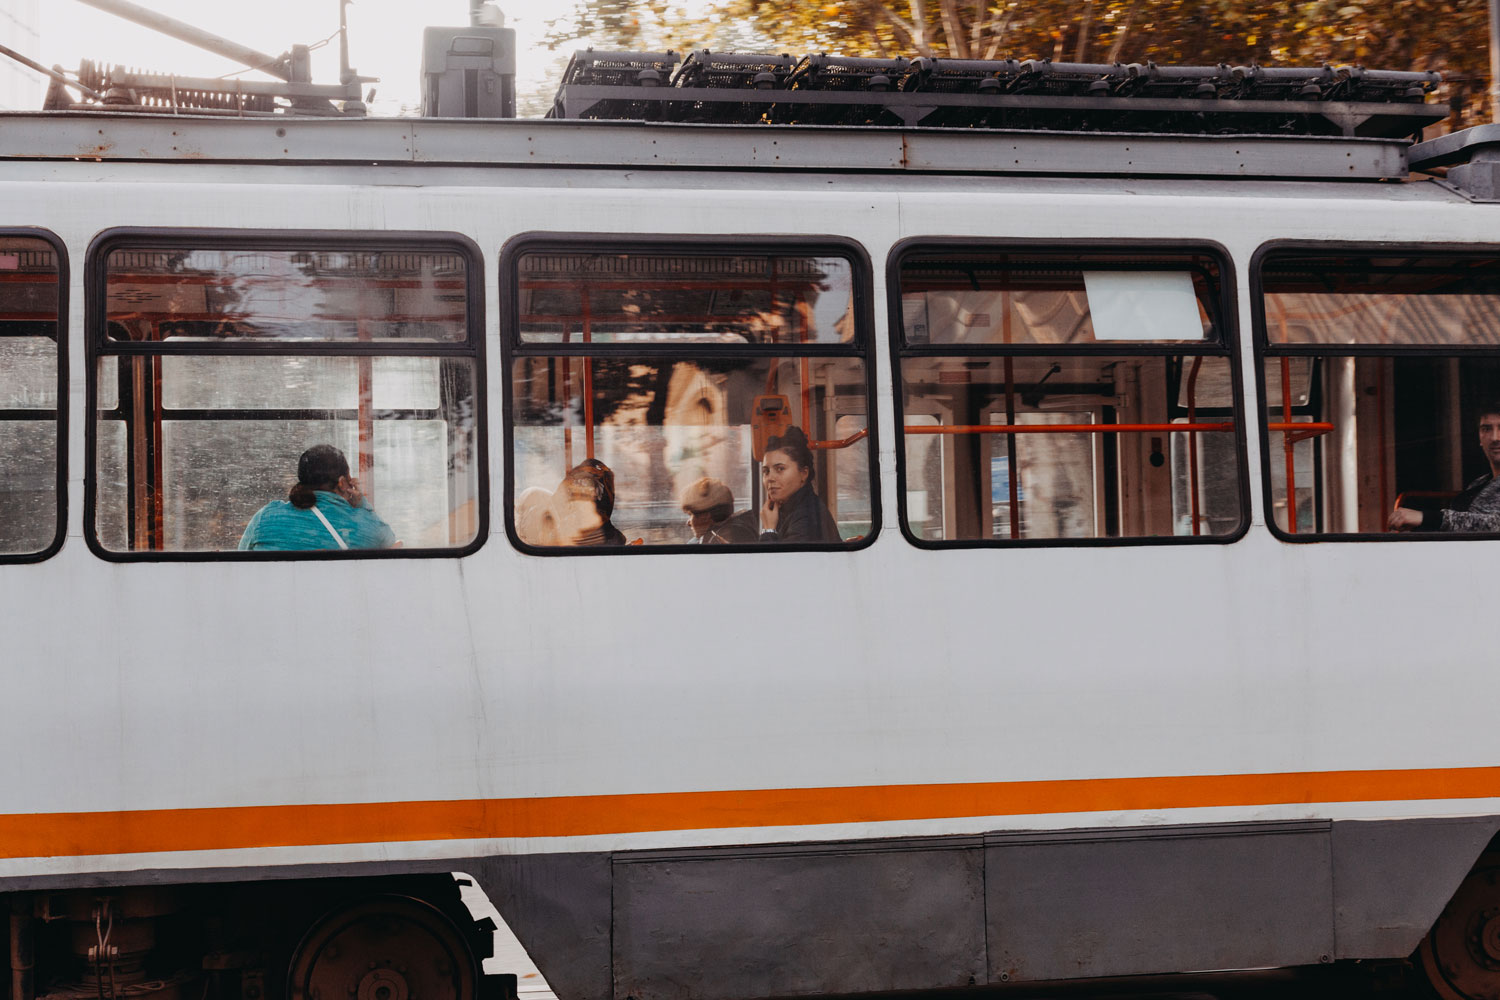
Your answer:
(421, 1), (517, 118)
(1410, 124), (1500, 201)
(33, 0), (372, 116)
(549, 51), (1445, 138)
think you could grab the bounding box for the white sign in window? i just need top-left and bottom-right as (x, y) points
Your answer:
(1082, 271), (1205, 342)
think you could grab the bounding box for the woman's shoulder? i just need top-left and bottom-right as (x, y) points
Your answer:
(251, 499), (298, 520)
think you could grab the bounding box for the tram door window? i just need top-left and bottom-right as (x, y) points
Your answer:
(89, 237), (484, 556)
(0, 236), (63, 559)
(1258, 249), (1500, 538)
(893, 247), (1246, 544)
(505, 242), (876, 549)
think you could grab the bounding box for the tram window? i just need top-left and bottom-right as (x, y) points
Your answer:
(1258, 249), (1500, 539)
(894, 247), (1246, 545)
(88, 235), (484, 557)
(505, 242), (875, 550)
(0, 236), (63, 560)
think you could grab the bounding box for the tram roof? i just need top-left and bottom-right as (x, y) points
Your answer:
(0, 111), (1424, 182)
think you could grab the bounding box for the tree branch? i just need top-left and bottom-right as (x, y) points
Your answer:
(1074, 0), (1095, 62)
(939, 0), (970, 57)
(873, 1), (933, 56)
(1106, 0), (1139, 63)
(981, 4), (1019, 61)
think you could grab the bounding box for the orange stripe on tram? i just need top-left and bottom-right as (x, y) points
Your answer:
(5, 765), (1500, 860)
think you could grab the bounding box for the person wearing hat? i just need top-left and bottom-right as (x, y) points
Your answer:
(239, 444), (396, 551)
(680, 477), (757, 544)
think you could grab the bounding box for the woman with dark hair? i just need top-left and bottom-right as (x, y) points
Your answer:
(239, 444), (396, 551)
(758, 426), (841, 543)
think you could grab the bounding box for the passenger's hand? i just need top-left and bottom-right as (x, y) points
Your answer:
(761, 497), (779, 533)
(338, 475), (365, 508)
(1387, 507), (1423, 531)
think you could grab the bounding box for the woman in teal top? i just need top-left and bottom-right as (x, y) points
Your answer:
(239, 444), (397, 551)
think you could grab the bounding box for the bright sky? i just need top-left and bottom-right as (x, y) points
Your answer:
(35, 0), (588, 116)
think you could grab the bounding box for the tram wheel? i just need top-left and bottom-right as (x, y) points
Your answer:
(287, 895), (479, 1000)
(1418, 852), (1500, 1000)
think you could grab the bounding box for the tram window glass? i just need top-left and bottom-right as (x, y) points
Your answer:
(894, 248), (1245, 544)
(506, 244), (875, 550)
(89, 236), (483, 557)
(0, 237), (63, 559)
(1259, 250), (1500, 538)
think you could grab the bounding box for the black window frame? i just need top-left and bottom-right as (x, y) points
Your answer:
(0, 228), (68, 564)
(83, 227), (489, 562)
(888, 237), (1251, 549)
(500, 231), (881, 556)
(1253, 239), (1500, 544)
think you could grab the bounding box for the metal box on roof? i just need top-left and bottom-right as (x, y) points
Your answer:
(421, 25), (516, 118)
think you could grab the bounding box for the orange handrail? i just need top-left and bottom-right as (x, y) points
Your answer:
(809, 428), (869, 450)
(1394, 489), (1459, 508)
(900, 421), (1334, 435)
(905, 422), (1236, 435)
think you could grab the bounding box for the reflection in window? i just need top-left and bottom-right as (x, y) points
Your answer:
(1261, 252), (1500, 537)
(896, 249), (1244, 543)
(105, 249), (467, 343)
(517, 252), (855, 345)
(93, 239), (481, 555)
(0, 237), (62, 557)
(509, 246), (873, 550)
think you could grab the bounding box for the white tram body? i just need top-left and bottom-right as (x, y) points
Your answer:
(2, 80), (1500, 1000)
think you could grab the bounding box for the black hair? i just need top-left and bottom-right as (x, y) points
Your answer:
(1479, 402), (1500, 424)
(289, 444), (350, 510)
(764, 425), (816, 476)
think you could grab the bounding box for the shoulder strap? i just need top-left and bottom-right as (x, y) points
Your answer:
(309, 504), (350, 550)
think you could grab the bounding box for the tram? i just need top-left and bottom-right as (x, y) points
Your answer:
(5, 12), (1500, 1000)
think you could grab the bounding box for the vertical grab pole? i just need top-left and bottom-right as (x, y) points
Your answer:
(1378, 356), (1390, 518)
(1003, 291), (1019, 538)
(560, 357), (574, 472)
(798, 291), (812, 431)
(357, 316), (374, 506)
(1281, 354), (1297, 534)
(581, 286), (594, 461)
(150, 355), (164, 549)
(1186, 356), (1203, 536)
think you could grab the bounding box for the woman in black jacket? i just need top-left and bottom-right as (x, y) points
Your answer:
(758, 426), (842, 543)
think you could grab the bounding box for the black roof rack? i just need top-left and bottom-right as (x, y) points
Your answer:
(548, 51), (1445, 138)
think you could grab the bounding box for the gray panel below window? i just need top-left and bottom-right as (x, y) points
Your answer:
(986, 821), (1336, 982)
(1332, 815), (1500, 958)
(611, 838), (987, 1000)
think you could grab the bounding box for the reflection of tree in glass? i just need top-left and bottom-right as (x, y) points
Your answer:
(520, 253), (847, 344)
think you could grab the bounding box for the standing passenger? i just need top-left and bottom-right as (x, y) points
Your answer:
(759, 427), (841, 543)
(239, 444), (396, 551)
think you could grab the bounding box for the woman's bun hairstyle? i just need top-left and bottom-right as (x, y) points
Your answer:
(765, 425), (815, 473)
(290, 444), (350, 509)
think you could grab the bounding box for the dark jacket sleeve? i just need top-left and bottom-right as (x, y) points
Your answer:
(761, 487), (841, 543)
(1440, 475), (1500, 532)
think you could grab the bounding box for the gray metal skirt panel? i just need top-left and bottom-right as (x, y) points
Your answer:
(471, 816), (1500, 1000)
(1, 815), (1495, 1000)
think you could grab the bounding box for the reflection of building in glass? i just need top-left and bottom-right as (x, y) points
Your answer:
(0, 1), (39, 111)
